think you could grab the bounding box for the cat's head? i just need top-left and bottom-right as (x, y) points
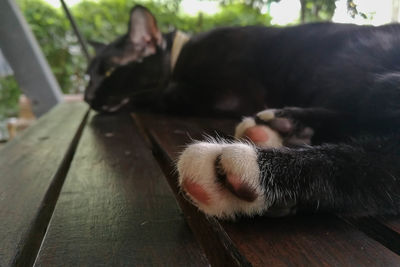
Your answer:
(84, 5), (171, 113)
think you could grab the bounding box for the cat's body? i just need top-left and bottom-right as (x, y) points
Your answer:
(85, 6), (400, 219)
(170, 23), (400, 116)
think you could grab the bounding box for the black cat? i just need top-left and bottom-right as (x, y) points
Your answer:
(85, 6), (400, 219)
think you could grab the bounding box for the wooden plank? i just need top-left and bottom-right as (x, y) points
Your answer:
(34, 113), (208, 266)
(380, 217), (400, 234)
(224, 216), (400, 266)
(134, 113), (400, 266)
(342, 217), (400, 255)
(0, 102), (89, 267)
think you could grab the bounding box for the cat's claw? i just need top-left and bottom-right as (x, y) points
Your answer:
(177, 142), (267, 219)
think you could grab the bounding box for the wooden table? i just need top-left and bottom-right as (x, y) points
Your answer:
(2, 102), (400, 266)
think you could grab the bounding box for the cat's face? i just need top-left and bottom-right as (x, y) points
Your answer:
(84, 5), (169, 113)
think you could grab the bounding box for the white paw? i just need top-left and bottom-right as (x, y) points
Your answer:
(177, 141), (268, 219)
(234, 114), (282, 148)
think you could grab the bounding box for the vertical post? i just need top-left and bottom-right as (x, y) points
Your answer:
(0, 0), (63, 117)
(60, 0), (91, 62)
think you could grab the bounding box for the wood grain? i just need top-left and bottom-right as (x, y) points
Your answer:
(135, 113), (400, 266)
(343, 217), (400, 255)
(0, 102), (89, 267)
(379, 217), (400, 234)
(225, 215), (400, 266)
(34, 113), (208, 266)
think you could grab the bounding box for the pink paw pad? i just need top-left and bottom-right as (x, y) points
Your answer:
(243, 126), (270, 143)
(182, 179), (210, 205)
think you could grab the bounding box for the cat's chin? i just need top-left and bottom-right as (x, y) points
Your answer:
(177, 141), (269, 219)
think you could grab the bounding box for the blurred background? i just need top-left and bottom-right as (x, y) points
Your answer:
(0, 0), (399, 142)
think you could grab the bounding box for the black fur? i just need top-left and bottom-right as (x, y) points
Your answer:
(257, 134), (400, 216)
(85, 6), (400, 217)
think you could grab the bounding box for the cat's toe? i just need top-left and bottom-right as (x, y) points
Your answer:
(255, 109), (294, 134)
(234, 117), (283, 148)
(256, 109), (276, 121)
(177, 142), (268, 219)
(238, 108), (314, 147)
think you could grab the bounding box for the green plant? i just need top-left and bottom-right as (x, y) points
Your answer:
(0, 76), (20, 120)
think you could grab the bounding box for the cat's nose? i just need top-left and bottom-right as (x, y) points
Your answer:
(84, 88), (95, 104)
(83, 91), (103, 112)
(84, 77), (98, 103)
(84, 93), (93, 103)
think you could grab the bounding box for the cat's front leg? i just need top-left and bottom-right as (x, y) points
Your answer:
(178, 136), (400, 219)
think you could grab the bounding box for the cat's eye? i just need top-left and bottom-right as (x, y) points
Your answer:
(105, 67), (116, 77)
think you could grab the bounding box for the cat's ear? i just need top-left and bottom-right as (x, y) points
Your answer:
(88, 40), (106, 54)
(127, 5), (163, 58)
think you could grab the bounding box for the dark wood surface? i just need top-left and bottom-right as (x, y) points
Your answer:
(380, 217), (400, 234)
(3, 105), (400, 267)
(34, 113), (208, 266)
(0, 102), (88, 266)
(134, 113), (400, 266)
(343, 216), (400, 255)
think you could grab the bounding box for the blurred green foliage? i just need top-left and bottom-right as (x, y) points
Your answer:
(1, 0), (340, 119)
(0, 0), (274, 119)
(0, 77), (20, 120)
(300, 0), (337, 22)
(222, 0), (337, 22)
(71, 0), (272, 40)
